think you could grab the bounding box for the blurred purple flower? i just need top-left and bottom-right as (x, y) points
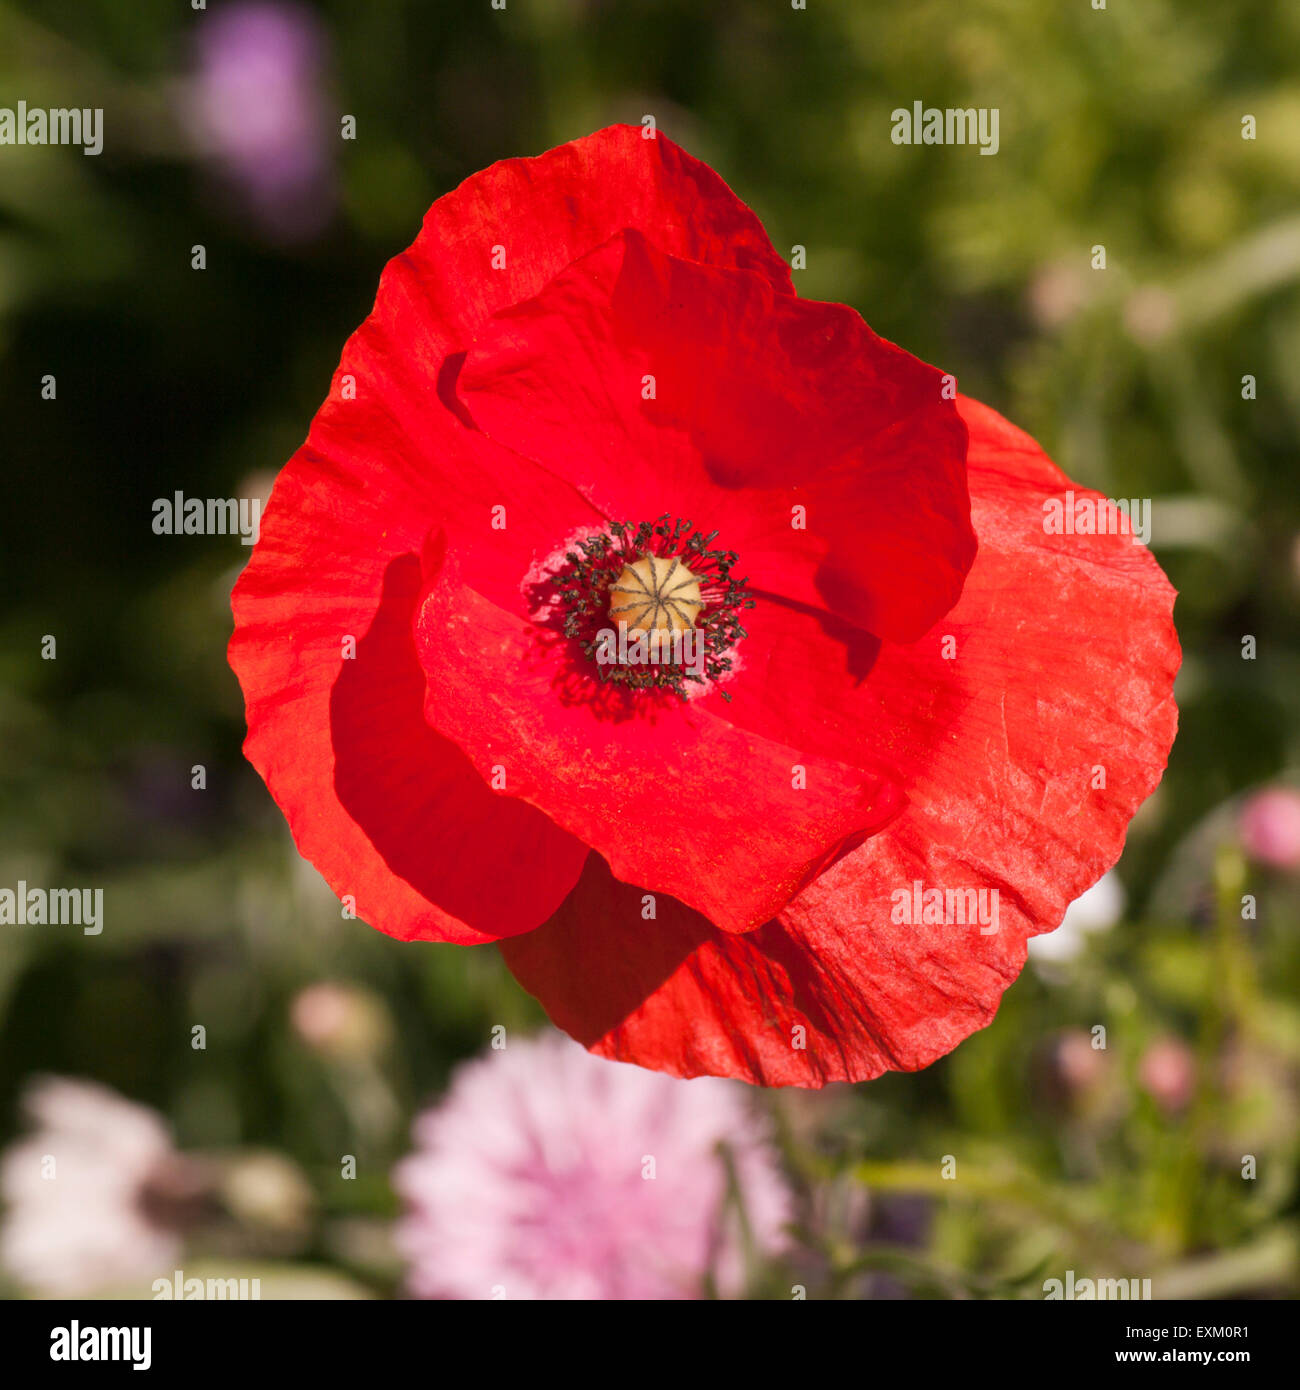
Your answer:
(393, 1033), (792, 1300)
(0, 1078), (188, 1295)
(1238, 786), (1300, 871)
(184, 1), (336, 241)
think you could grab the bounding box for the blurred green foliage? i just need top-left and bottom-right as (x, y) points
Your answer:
(1, 0), (1298, 1298)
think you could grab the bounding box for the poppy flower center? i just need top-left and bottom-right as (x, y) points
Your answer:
(548, 515), (753, 700)
(609, 554), (703, 635)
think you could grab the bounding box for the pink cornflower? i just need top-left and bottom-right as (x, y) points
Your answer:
(393, 1034), (792, 1300)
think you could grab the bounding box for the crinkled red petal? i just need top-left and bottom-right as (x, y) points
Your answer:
(502, 396), (1180, 1082)
(229, 126), (795, 942)
(413, 538), (904, 935)
(456, 229), (974, 642)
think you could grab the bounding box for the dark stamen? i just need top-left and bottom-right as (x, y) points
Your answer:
(550, 515), (753, 700)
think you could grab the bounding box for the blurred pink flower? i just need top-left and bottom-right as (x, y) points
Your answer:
(1123, 287), (1177, 345)
(1138, 1037), (1196, 1114)
(1053, 1029), (1107, 1094)
(0, 1078), (184, 1295)
(1027, 262), (1089, 330)
(393, 1034), (792, 1299)
(1238, 786), (1300, 870)
(184, 1), (336, 241)
(1033, 1029), (1113, 1119)
(290, 981), (383, 1056)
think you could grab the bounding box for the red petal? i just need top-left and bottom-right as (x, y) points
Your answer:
(502, 854), (1026, 1087)
(502, 396), (1180, 1083)
(233, 512), (588, 944)
(456, 229), (975, 642)
(413, 541), (903, 935)
(230, 126), (789, 942)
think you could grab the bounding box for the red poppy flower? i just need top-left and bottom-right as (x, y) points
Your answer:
(229, 125), (1179, 1087)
